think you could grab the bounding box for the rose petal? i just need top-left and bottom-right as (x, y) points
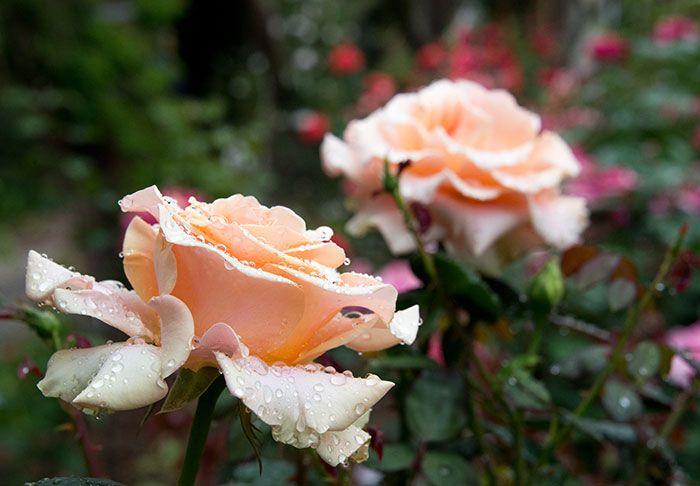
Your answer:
(148, 295), (195, 378)
(528, 191), (588, 249)
(432, 193), (525, 256)
(317, 423), (371, 466)
(345, 305), (420, 352)
(26, 250), (80, 303)
(261, 266), (398, 363)
(216, 353), (392, 451)
(123, 216), (159, 302)
(53, 283), (158, 341)
(119, 185), (174, 221)
(73, 343), (168, 411)
(186, 322), (249, 371)
(401, 169), (502, 204)
(37, 342), (127, 405)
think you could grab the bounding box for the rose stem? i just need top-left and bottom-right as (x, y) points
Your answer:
(384, 160), (499, 484)
(536, 225), (686, 472)
(177, 375), (227, 486)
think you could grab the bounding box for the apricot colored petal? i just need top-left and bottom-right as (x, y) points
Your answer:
(123, 216), (159, 302)
(157, 207), (305, 352)
(345, 305), (420, 352)
(528, 192), (588, 249)
(37, 342), (127, 406)
(401, 170), (502, 204)
(491, 132), (580, 193)
(186, 322), (249, 371)
(284, 241), (347, 269)
(73, 343), (167, 411)
(433, 194), (525, 257)
(216, 353), (392, 448)
(153, 231), (178, 295)
(148, 295), (194, 379)
(438, 128), (535, 170)
(26, 250), (80, 303)
(53, 283), (158, 341)
(321, 133), (357, 177)
(262, 266), (397, 363)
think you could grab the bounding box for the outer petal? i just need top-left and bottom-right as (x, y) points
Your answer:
(53, 283), (158, 341)
(26, 250), (80, 303)
(37, 342), (127, 405)
(148, 295), (195, 379)
(345, 305), (421, 352)
(528, 191), (588, 249)
(73, 343), (167, 411)
(186, 322), (250, 371)
(432, 194), (526, 257)
(216, 353), (393, 447)
(123, 216), (159, 302)
(317, 423), (370, 466)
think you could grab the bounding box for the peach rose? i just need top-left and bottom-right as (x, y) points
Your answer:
(28, 186), (420, 466)
(321, 79), (588, 271)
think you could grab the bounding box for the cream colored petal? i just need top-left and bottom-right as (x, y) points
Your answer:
(148, 295), (195, 379)
(26, 250), (80, 303)
(317, 423), (371, 466)
(432, 194), (526, 257)
(73, 343), (167, 411)
(119, 185), (174, 220)
(37, 342), (127, 405)
(216, 353), (393, 451)
(345, 305), (421, 352)
(53, 283), (158, 341)
(400, 170), (502, 204)
(528, 192), (588, 249)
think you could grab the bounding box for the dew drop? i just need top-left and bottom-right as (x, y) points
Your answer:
(330, 374), (347, 386)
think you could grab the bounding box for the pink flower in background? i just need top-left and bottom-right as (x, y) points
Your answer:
(565, 148), (637, 206)
(665, 322), (700, 387)
(357, 72), (397, 114)
(296, 111), (331, 145)
(416, 42), (447, 71)
(322, 79), (588, 272)
(328, 43), (365, 75)
(588, 33), (628, 62)
(532, 29), (559, 59)
(653, 15), (699, 45)
(378, 260), (422, 293)
(676, 185), (700, 214)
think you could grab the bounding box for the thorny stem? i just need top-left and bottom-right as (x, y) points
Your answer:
(60, 403), (103, 477)
(536, 226), (686, 470)
(177, 376), (227, 486)
(631, 379), (699, 486)
(384, 161), (500, 484)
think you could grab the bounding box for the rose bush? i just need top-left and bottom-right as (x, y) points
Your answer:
(28, 186), (420, 466)
(321, 79), (588, 271)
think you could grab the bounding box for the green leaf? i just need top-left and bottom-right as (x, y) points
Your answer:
(527, 258), (564, 313)
(232, 459), (294, 485)
(374, 444), (415, 472)
(556, 345), (610, 379)
(406, 374), (466, 441)
(562, 412), (636, 443)
(627, 341), (661, 382)
(422, 452), (479, 486)
(602, 381), (643, 422)
(159, 367), (220, 413)
(499, 363), (551, 411)
(608, 278), (637, 312)
(368, 355), (439, 371)
(26, 479), (127, 486)
(430, 252), (501, 320)
(577, 254), (621, 290)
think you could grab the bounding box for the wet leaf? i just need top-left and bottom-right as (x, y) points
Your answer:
(562, 412), (636, 443)
(373, 444), (415, 472)
(577, 254), (621, 290)
(26, 479), (127, 486)
(561, 245), (601, 276)
(159, 367), (220, 413)
(608, 278), (637, 311)
(627, 341), (661, 382)
(602, 381), (643, 422)
(406, 373), (465, 441)
(422, 452), (479, 486)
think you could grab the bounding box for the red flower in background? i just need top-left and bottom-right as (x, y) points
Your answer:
(416, 42), (447, 71)
(532, 29), (559, 59)
(296, 110), (331, 144)
(356, 72), (396, 114)
(565, 148), (637, 206)
(653, 15), (699, 45)
(328, 43), (365, 75)
(588, 32), (628, 62)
